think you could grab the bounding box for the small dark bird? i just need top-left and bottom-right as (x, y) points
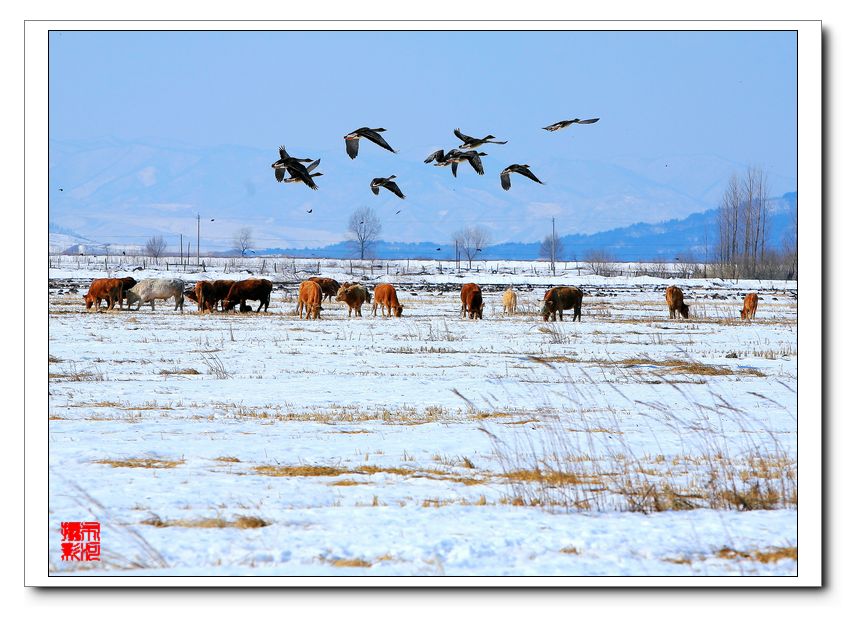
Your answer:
(284, 159), (323, 185)
(476, 248), (482, 252)
(500, 164), (544, 190)
(543, 118), (600, 132)
(344, 127), (396, 159)
(210, 218), (215, 222)
(395, 209), (401, 214)
(447, 150), (487, 177)
(307, 209), (313, 213)
(59, 188), (64, 192)
(436, 247), (441, 251)
(370, 175), (405, 199)
(453, 128), (507, 149)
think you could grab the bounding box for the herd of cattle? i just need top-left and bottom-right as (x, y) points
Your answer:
(80, 276), (761, 322)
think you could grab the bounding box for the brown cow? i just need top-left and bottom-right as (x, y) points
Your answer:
(298, 280), (323, 319)
(502, 288), (517, 315)
(460, 283), (484, 319)
(307, 277), (341, 302)
(222, 278), (272, 312)
(195, 280), (215, 313)
(666, 286), (690, 319)
(336, 283), (370, 317)
(211, 280), (236, 311)
(84, 278), (123, 311)
(541, 286), (583, 322)
(740, 292), (759, 320)
(183, 288), (200, 308)
(372, 283), (403, 317)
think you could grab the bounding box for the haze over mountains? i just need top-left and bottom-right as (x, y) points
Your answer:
(49, 137), (797, 260)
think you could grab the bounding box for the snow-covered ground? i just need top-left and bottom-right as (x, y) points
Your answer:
(47, 259), (798, 577)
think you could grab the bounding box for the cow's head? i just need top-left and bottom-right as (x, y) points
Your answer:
(84, 294), (94, 309)
(679, 303), (690, 319)
(541, 301), (554, 321)
(394, 304), (403, 317)
(336, 287), (349, 303)
(222, 299), (237, 311)
(121, 277), (137, 289)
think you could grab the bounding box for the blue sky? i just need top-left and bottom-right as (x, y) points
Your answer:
(49, 30), (797, 248)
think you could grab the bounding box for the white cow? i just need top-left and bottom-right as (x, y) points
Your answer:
(125, 278), (185, 312)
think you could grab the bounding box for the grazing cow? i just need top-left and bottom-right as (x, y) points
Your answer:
(336, 283), (370, 317)
(460, 283), (484, 319)
(126, 278), (186, 312)
(194, 280), (215, 313)
(372, 283), (403, 317)
(118, 277), (137, 308)
(665, 285), (690, 319)
(297, 280), (323, 319)
(307, 277), (341, 302)
(83, 278), (123, 311)
(502, 288), (517, 315)
(740, 292), (759, 320)
(541, 286), (583, 322)
(211, 280), (236, 311)
(222, 278), (271, 312)
(183, 288), (200, 308)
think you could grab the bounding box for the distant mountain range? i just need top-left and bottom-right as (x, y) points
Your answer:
(53, 192), (797, 262)
(48, 137), (796, 255)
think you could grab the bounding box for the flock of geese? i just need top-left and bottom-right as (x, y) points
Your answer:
(270, 117), (600, 199)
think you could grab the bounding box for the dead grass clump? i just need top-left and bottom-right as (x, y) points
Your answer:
(330, 479), (368, 487)
(716, 546), (797, 563)
(717, 483), (783, 511)
(502, 468), (584, 485)
(96, 458), (184, 469)
(254, 465), (345, 477)
(142, 515), (269, 529)
(331, 558), (372, 568)
(559, 546), (581, 555)
(215, 456), (241, 463)
(160, 368), (201, 375)
(48, 354), (63, 363)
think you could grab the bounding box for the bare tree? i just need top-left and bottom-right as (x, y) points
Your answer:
(716, 166), (771, 278)
(584, 248), (615, 277)
(234, 227), (253, 257)
(452, 225), (490, 269)
(539, 235), (564, 264)
(145, 235), (167, 261)
(348, 207), (382, 260)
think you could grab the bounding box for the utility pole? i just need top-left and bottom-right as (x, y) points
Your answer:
(196, 213), (200, 266)
(551, 217), (556, 276)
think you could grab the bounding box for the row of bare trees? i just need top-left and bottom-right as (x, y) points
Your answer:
(713, 166), (797, 279)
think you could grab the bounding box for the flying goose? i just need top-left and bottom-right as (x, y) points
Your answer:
(500, 164), (544, 190)
(542, 118), (600, 132)
(453, 128), (507, 149)
(344, 127), (396, 159)
(447, 150), (487, 177)
(424, 148), (461, 167)
(283, 159), (323, 185)
(370, 175), (405, 199)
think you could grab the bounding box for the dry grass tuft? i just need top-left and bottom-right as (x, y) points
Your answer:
(160, 368), (201, 375)
(96, 458), (184, 469)
(142, 515), (269, 529)
(716, 546), (797, 563)
(254, 465), (345, 477)
(330, 479), (368, 487)
(331, 558), (372, 568)
(215, 456), (241, 463)
(502, 468), (585, 485)
(559, 546), (581, 555)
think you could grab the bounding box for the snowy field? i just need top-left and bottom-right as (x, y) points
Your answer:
(47, 258), (798, 577)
